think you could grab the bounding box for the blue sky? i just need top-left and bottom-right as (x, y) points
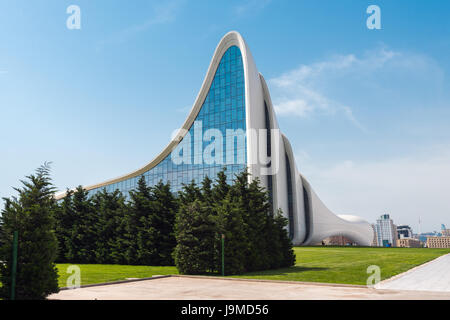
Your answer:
(1, 0), (449, 232)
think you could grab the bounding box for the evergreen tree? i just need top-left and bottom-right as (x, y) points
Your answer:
(228, 170), (270, 271)
(212, 169), (230, 204)
(127, 176), (152, 265)
(178, 180), (202, 204)
(0, 164), (59, 300)
(93, 189), (128, 264)
(273, 211), (296, 267)
(174, 197), (216, 274)
(54, 189), (75, 262)
(67, 186), (97, 263)
(214, 195), (247, 274)
(146, 180), (177, 265)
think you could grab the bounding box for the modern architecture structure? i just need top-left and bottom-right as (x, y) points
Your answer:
(57, 31), (374, 246)
(374, 214), (397, 247)
(397, 225), (413, 239)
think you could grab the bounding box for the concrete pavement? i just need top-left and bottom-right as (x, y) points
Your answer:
(375, 253), (450, 292)
(49, 275), (450, 300)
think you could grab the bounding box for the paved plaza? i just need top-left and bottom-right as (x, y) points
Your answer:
(375, 253), (450, 292)
(49, 275), (450, 300)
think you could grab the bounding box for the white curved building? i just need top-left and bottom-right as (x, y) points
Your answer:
(57, 31), (374, 246)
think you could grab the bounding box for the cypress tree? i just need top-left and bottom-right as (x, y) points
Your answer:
(67, 186), (97, 263)
(54, 189), (75, 262)
(0, 163), (59, 300)
(127, 176), (152, 265)
(147, 180), (177, 265)
(212, 169), (230, 204)
(93, 189), (128, 264)
(273, 211), (296, 267)
(174, 192), (216, 274)
(214, 195), (247, 274)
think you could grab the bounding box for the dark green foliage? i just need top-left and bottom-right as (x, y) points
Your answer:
(214, 196), (247, 274)
(54, 189), (75, 262)
(174, 199), (216, 274)
(54, 176), (178, 266)
(51, 167), (294, 274)
(273, 211), (296, 267)
(127, 176), (153, 265)
(92, 189), (128, 264)
(0, 164), (59, 300)
(66, 186), (97, 263)
(174, 168), (295, 275)
(145, 180), (177, 265)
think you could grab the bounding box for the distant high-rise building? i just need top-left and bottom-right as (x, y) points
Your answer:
(397, 225), (413, 239)
(375, 214), (397, 247)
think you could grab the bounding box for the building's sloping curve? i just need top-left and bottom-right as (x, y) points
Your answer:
(56, 31), (374, 246)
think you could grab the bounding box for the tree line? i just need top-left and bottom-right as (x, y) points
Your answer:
(0, 164), (295, 299)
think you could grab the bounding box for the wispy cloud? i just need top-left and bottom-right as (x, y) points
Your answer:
(268, 48), (406, 132)
(97, 0), (185, 49)
(234, 0), (271, 16)
(0, 70), (7, 75)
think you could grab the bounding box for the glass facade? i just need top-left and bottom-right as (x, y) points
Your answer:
(87, 46), (247, 198)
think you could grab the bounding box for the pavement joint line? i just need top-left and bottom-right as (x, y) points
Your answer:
(375, 253), (450, 288)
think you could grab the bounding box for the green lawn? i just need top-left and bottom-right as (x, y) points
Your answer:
(57, 264), (178, 288)
(232, 246), (450, 285)
(56, 247), (450, 287)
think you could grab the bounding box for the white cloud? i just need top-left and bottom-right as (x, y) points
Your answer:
(298, 146), (450, 232)
(268, 47), (435, 132)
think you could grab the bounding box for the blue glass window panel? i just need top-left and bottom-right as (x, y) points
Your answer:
(88, 46), (246, 198)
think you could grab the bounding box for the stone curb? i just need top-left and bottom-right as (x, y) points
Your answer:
(59, 275), (171, 291)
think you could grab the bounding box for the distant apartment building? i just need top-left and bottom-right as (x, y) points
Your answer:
(441, 225), (450, 237)
(427, 236), (450, 248)
(374, 214), (398, 247)
(397, 238), (421, 248)
(397, 225), (413, 239)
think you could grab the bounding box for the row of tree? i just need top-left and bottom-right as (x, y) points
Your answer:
(0, 164), (295, 299)
(55, 179), (177, 266)
(174, 170), (296, 274)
